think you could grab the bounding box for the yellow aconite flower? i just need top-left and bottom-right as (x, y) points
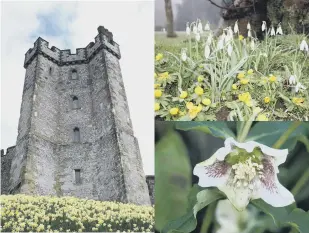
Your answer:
(264, 97), (270, 103)
(247, 69), (254, 75)
(292, 97), (305, 106)
(154, 89), (162, 98)
(180, 91), (188, 99)
(202, 98), (211, 106)
(155, 53), (163, 61)
(154, 83), (160, 88)
(257, 114), (269, 121)
(159, 72), (169, 80)
(232, 84), (238, 90)
(155, 103), (160, 111)
(237, 72), (245, 79)
(239, 35), (244, 40)
(197, 75), (204, 82)
(269, 75), (277, 82)
(186, 102), (202, 119)
(240, 79), (249, 85)
(170, 108), (179, 115)
(195, 86), (204, 96)
(238, 92), (252, 106)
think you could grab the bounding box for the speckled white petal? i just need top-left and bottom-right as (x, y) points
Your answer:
(193, 157), (231, 188)
(218, 184), (253, 211)
(257, 159), (295, 207)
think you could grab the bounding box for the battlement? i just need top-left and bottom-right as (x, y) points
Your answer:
(1, 146), (16, 157)
(24, 26), (121, 68)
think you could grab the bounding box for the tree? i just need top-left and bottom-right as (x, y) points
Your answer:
(165, 0), (177, 37)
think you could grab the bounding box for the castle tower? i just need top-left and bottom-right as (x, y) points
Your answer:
(4, 26), (150, 205)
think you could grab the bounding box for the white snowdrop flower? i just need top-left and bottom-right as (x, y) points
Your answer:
(250, 39), (255, 51)
(234, 20), (239, 34)
(217, 35), (225, 50)
(289, 75), (296, 85)
(262, 21), (267, 32)
(204, 22), (210, 31)
(270, 26), (276, 36)
(193, 24), (198, 34)
(186, 23), (191, 36)
(181, 48), (187, 62)
(198, 21), (203, 33)
(300, 39), (309, 52)
(204, 44), (211, 59)
(227, 44), (233, 57)
(294, 82), (306, 93)
(206, 33), (213, 45)
(195, 32), (201, 41)
(193, 137), (295, 211)
(247, 22), (251, 30)
(276, 23), (283, 35)
(162, 28), (166, 33)
(248, 29), (252, 38)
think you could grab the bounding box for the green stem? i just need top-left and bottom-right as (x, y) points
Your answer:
(272, 122), (301, 149)
(291, 168), (309, 196)
(237, 121), (253, 142)
(200, 202), (216, 233)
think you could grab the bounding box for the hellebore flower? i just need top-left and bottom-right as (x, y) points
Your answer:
(193, 138), (295, 211)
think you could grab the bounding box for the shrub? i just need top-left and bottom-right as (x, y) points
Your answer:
(0, 194), (154, 232)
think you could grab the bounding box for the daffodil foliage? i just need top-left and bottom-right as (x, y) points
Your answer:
(0, 195), (154, 232)
(155, 121), (309, 233)
(155, 20), (309, 121)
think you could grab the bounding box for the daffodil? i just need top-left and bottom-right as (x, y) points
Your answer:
(193, 137), (295, 211)
(202, 98), (211, 106)
(180, 91), (188, 99)
(154, 89), (162, 98)
(186, 102), (202, 119)
(170, 107), (179, 116)
(237, 72), (245, 79)
(195, 86), (204, 96)
(155, 53), (163, 61)
(155, 103), (160, 111)
(238, 92), (252, 107)
(240, 79), (249, 85)
(264, 97), (270, 103)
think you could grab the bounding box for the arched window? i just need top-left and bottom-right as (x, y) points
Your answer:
(72, 96), (80, 109)
(49, 67), (52, 75)
(74, 169), (81, 184)
(72, 69), (77, 80)
(73, 127), (80, 142)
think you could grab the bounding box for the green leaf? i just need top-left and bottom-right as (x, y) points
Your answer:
(155, 131), (192, 231)
(175, 122), (236, 139)
(251, 199), (289, 227)
(193, 189), (224, 217)
(286, 208), (309, 233)
(245, 122), (309, 150)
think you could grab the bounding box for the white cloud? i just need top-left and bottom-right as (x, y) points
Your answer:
(0, 1), (154, 175)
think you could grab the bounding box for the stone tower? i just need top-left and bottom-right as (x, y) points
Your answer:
(1, 26), (150, 206)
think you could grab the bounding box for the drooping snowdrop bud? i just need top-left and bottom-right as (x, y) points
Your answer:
(206, 33), (213, 45)
(248, 29), (252, 38)
(186, 22), (191, 36)
(250, 39), (256, 51)
(247, 22), (251, 30)
(270, 26), (276, 36)
(276, 23), (283, 35)
(262, 21), (267, 32)
(195, 32), (201, 42)
(204, 44), (211, 59)
(289, 75), (296, 85)
(198, 21), (203, 33)
(300, 39), (309, 52)
(193, 24), (198, 34)
(234, 20), (239, 34)
(217, 35), (225, 50)
(227, 44), (233, 57)
(295, 82), (306, 93)
(181, 48), (187, 62)
(204, 22), (210, 31)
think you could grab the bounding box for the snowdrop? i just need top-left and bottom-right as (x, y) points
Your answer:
(247, 22), (251, 30)
(186, 23), (191, 36)
(193, 137), (295, 211)
(250, 39), (255, 51)
(181, 48), (187, 62)
(248, 29), (252, 38)
(227, 44), (233, 57)
(197, 20), (203, 33)
(294, 82), (306, 93)
(206, 33), (213, 45)
(300, 39), (309, 52)
(234, 20), (239, 34)
(193, 24), (198, 34)
(195, 32), (201, 42)
(217, 34), (225, 50)
(204, 22), (210, 31)
(276, 23), (283, 35)
(204, 44), (211, 59)
(289, 75), (296, 85)
(270, 26), (276, 36)
(262, 21), (267, 32)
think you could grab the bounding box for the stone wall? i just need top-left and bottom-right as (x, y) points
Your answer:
(146, 176), (155, 205)
(1, 146), (16, 194)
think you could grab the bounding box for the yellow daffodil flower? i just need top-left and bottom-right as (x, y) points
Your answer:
(154, 89), (162, 98)
(264, 97), (270, 103)
(170, 107), (179, 115)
